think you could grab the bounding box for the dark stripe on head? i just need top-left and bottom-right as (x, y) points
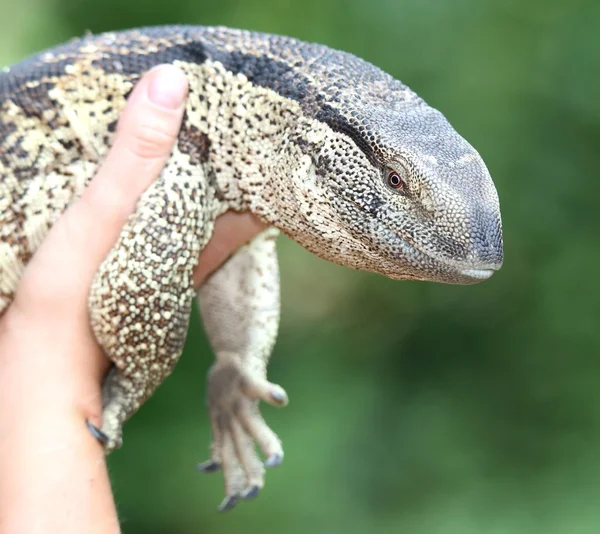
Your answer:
(315, 104), (376, 164)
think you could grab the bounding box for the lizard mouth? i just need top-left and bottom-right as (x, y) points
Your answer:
(457, 267), (496, 281)
(393, 234), (499, 284)
(338, 193), (500, 284)
(393, 228), (501, 284)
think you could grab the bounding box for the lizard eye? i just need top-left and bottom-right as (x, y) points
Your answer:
(387, 170), (407, 192)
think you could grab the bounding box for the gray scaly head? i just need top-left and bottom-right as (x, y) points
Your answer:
(245, 39), (504, 284)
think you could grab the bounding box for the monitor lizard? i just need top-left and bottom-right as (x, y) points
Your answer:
(0, 25), (504, 511)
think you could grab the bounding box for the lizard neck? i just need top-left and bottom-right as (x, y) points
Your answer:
(184, 60), (329, 228)
(243, 119), (339, 257)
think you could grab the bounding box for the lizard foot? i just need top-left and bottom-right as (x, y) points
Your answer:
(86, 367), (139, 453)
(198, 355), (288, 511)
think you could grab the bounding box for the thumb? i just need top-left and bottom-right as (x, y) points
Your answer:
(75, 64), (189, 261)
(16, 64), (188, 313)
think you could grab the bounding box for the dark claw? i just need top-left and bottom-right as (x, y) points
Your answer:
(265, 453), (283, 468)
(218, 495), (239, 512)
(270, 390), (287, 404)
(242, 485), (261, 500)
(86, 420), (109, 445)
(196, 460), (221, 473)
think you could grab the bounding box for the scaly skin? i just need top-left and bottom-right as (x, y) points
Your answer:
(0, 25), (503, 510)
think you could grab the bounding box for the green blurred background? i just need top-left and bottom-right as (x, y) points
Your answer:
(2, 0), (600, 532)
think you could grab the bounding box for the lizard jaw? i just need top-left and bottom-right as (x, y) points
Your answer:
(457, 267), (496, 282)
(329, 193), (502, 284)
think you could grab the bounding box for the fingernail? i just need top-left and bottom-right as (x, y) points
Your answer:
(147, 65), (188, 109)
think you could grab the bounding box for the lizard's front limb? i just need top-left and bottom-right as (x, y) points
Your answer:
(88, 163), (208, 451)
(197, 227), (286, 511)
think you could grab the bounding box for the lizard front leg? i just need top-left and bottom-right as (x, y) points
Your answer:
(196, 227), (287, 511)
(88, 163), (209, 451)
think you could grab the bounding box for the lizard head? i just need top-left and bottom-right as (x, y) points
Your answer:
(284, 101), (503, 285)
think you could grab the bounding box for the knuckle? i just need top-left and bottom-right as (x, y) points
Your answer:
(125, 118), (178, 160)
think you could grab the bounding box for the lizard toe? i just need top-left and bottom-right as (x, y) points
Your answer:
(242, 376), (289, 407)
(237, 401), (284, 461)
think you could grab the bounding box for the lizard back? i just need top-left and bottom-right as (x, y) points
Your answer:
(0, 25), (425, 312)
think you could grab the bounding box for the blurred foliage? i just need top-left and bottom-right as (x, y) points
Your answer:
(2, 0), (600, 532)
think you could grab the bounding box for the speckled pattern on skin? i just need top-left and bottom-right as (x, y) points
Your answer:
(0, 25), (503, 510)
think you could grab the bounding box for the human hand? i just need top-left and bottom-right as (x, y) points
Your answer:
(0, 64), (266, 534)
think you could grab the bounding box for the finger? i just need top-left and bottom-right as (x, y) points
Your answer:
(66, 64), (188, 269)
(16, 65), (189, 312)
